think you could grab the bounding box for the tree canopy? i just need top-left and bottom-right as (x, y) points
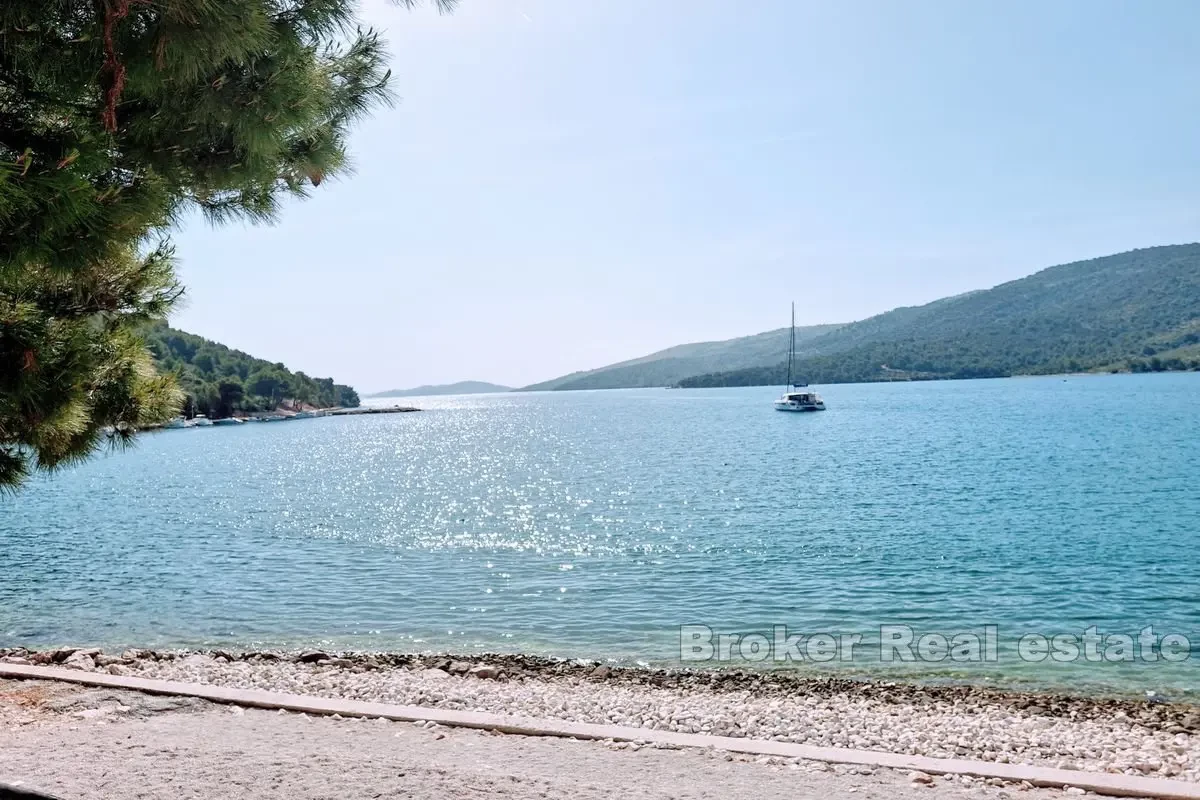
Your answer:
(144, 323), (359, 418)
(1, 0), (443, 488)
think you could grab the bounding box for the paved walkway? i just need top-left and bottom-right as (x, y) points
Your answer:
(0, 678), (1071, 800)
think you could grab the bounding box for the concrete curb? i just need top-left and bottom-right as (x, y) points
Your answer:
(2, 663), (1197, 799)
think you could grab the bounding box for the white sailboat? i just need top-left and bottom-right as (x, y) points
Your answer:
(773, 302), (826, 412)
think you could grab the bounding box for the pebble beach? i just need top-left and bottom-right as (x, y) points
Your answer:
(4, 647), (1196, 786)
(0, 676), (1086, 800)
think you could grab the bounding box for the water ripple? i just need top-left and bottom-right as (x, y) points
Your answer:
(2, 374), (1198, 696)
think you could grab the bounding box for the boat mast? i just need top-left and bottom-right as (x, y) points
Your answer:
(787, 302), (795, 390)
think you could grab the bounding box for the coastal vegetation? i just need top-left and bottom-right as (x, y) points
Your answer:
(0, 0), (441, 488)
(144, 324), (359, 419)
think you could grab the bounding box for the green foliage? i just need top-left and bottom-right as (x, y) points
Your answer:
(0, 0), (425, 487)
(143, 323), (359, 417)
(336, 384), (360, 408)
(678, 245), (1200, 388)
(0, 241), (186, 488)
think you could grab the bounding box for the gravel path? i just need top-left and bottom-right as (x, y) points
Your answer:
(0, 678), (1078, 800)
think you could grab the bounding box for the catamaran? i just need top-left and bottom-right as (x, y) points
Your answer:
(773, 302), (826, 412)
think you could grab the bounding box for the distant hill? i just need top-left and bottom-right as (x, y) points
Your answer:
(519, 324), (842, 391)
(144, 323), (360, 418)
(677, 244), (1200, 388)
(367, 381), (512, 398)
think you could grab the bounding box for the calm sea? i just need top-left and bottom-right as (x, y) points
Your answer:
(3, 374), (1198, 697)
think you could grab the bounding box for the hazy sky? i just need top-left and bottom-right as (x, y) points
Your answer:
(169, 0), (1200, 392)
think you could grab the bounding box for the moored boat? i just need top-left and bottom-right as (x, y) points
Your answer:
(191, 415), (214, 427)
(774, 389), (826, 412)
(774, 302), (827, 412)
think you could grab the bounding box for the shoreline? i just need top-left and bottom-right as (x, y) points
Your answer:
(671, 366), (1200, 390)
(6, 646), (1192, 712)
(142, 403), (421, 430)
(4, 647), (1197, 782)
(5, 647), (1196, 724)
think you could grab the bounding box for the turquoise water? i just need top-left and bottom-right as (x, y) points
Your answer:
(3, 374), (1198, 697)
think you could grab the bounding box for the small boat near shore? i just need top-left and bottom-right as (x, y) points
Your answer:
(191, 415), (214, 427)
(212, 417), (244, 426)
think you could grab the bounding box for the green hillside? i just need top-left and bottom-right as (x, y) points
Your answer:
(677, 244), (1200, 388)
(520, 324), (841, 391)
(144, 323), (360, 418)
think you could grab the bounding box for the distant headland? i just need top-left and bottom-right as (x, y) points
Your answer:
(366, 381), (512, 398)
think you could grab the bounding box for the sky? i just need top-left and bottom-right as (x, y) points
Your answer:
(169, 0), (1200, 392)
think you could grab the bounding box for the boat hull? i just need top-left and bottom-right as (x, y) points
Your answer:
(773, 402), (825, 412)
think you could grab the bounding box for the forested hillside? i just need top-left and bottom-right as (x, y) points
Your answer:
(677, 245), (1200, 387)
(521, 324), (841, 391)
(144, 324), (360, 418)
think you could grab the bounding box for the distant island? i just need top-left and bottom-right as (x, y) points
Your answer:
(366, 381), (512, 398)
(520, 244), (1200, 391)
